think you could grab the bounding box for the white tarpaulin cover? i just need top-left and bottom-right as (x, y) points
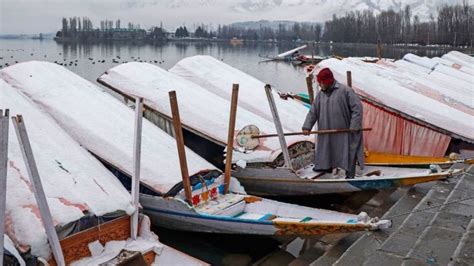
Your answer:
(1, 61), (216, 194)
(403, 53), (473, 84)
(170, 55), (310, 133)
(0, 79), (134, 259)
(316, 56), (474, 143)
(98, 62), (310, 163)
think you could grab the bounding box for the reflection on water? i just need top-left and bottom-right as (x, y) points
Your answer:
(0, 39), (464, 94)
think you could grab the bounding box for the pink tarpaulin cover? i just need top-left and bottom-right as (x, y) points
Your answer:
(362, 100), (451, 157)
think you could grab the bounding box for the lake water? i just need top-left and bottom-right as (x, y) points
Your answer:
(0, 39), (462, 94)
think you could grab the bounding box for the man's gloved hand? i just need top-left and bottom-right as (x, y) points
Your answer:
(302, 129), (311, 136)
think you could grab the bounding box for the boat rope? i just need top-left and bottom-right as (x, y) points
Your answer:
(384, 172), (474, 219)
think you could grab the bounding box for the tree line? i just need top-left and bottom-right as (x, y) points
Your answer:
(56, 3), (472, 46)
(214, 3), (471, 46)
(322, 3), (472, 46)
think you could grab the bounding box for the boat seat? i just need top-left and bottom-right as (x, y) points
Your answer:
(195, 193), (246, 216)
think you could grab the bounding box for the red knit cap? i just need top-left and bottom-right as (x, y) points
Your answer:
(316, 68), (334, 86)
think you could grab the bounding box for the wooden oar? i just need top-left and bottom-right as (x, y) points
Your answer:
(236, 125), (371, 150)
(252, 128), (372, 139)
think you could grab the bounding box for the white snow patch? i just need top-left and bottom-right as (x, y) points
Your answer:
(0, 79), (135, 259)
(0, 61), (216, 194)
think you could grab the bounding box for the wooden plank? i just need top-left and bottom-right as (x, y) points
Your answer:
(365, 151), (451, 166)
(224, 84), (239, 194)
(0, 109), (9, 266)
(168, 91), (193, 204)
(264, 84), (292, 169)
(12, 115), (65, 266)
(131, 97), (143, 240)
(48, 216), (131, 265)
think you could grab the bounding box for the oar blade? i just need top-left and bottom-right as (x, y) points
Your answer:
(236, 125), (260, 150)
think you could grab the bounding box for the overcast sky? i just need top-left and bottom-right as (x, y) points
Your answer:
(1, 0), (471, 35)
(0, 0), (243, 34)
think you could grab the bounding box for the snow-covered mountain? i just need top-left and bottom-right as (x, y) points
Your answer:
(120, 0), (472, 24)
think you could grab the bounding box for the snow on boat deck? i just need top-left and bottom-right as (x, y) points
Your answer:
(0, 61), (216, 194)
(0, 79), (134, 259)
(170, 55), (311, 133)
(98, 62), (310, 163)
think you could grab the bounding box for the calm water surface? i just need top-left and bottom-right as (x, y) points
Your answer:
(0, 39), (460, 94)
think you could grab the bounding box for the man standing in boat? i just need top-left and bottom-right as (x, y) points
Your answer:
(302, 68), (364, 179)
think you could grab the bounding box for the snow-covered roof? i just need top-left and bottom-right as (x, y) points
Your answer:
(442, 51), (474, 68)
(0, 61), (216, 195)
(170, 55), (311, 133)
(98, 62), (309, 163)
(0, 79), (134, 259)
(403, 53), (473, 84)
(316, 55), (474, 142)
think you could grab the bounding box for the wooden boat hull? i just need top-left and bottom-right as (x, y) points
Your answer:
(232, 167), (460, 196)
(139, 194), (386, 236)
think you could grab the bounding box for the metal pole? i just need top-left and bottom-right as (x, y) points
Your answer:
(131, 97), (143, 240)
(168, 91), (193, 204)
(224, 84), (239, 194)
(0, 110), (9, 266)
(264, 85), (292, 169)
(305, 74), (314, 104)
(12, 115), (65, 266)
(346, 71), (352, 88)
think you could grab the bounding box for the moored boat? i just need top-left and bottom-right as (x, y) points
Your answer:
(1, 61), (390, 236)
(0, 79), (205, 265)
(96, 61), (461, 197)
(171, 55), (473, 168)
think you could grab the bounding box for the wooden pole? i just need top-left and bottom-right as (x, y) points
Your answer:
(0, 110), (9, 266)
(346, 71), (352, 88)
(168, 91), (193, 204)
(131, 97), (143, 240)
(12, 115), (65, 266)
(264, 85), (292, 169)
(305, 74), (314, 104)
(377, 39), (382, 60)
(252, 128), (372, 139)
(224, 84), (239, 194)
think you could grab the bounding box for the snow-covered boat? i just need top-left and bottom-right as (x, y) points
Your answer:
(96, 61), (461, 197)
(0, 79), (205, 265)
(1, 61), (390, 235)
(259, 45), (308, 61)
(170, 55), (473, 168)
(292, 55), (329, 65)
(309, 53), (474, 160)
